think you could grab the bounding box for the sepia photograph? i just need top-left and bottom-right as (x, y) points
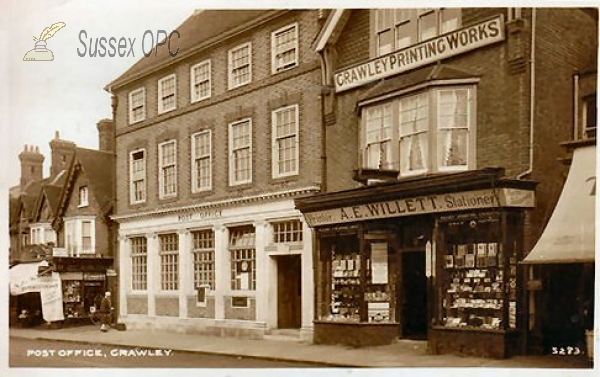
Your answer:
(1, 1), (598, 376)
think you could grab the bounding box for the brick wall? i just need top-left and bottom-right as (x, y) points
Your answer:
(113, 10), (323, 216)
(155, 296), (179, 316)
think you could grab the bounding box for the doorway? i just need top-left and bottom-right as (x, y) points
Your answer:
(402, 251), (428, 339)
(277, 255), (302, 329)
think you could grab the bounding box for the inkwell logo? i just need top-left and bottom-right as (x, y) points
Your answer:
(23, 22), (66, 61)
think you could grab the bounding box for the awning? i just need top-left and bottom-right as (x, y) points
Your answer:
(522, 145), (596, 264)
(9, 261), (47, 295)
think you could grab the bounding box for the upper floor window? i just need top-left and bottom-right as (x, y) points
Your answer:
(64, 217), (95, 257)
(158, 74), (177, 114)
(129, 87), (146, 124)
(228, 42), (252, 89)
(78, 186), (89, 207)
(361, 85), (476, 177)
(191, 130), (212, 192)
(583, 93), (597, 138)
(158, 140), (177, 198)
(191, 60), (211, 102)
(374, 8), (461, 57)
(272, 104), (299, 178)
(272, 23), (299, 73)
(129, 149), (146, 204)
(229, 119), (252, 185)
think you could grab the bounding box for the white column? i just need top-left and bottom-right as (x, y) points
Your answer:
(214, 224), (227, 320)
(147, 233), (158, 317)
(178, 229), (190, 319)
(255, 219), (269, 325)
(118, 235), (130, 317)
(301, 220), (315, 335)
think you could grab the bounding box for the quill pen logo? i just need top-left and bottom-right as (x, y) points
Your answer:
(23, 22), (66, 61)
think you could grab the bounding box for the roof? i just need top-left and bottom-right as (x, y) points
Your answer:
(106, 9), (282, 91)
(314, 9), (350, 52)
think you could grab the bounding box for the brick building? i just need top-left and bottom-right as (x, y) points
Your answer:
(294, 8), (597, 357)
(105, 10), (325, 340)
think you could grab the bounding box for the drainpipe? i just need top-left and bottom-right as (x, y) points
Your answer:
(318, 49), (330, 193)
(573, 73), (579, 141)
(517, 8), (536, 180)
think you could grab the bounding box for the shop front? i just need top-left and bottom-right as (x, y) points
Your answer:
(296, 168), (536, 357)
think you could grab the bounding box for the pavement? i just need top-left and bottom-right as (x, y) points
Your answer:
(9, 325), (595, 368)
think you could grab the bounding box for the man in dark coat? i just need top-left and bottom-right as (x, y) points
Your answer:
(100, 291), (112, 332)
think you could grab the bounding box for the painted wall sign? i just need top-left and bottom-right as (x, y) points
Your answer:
(333, 15), (505, 92)
(303, 188), (534, 227)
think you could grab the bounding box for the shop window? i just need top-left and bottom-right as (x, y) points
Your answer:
(229, 226), (256, 291)
(271, 23), (298, 73)
(129, 149), (146, 204)
(360, 85), (475, 177)
(191, 130), (212, 192)
(78, 186), (89, 207)
(272, 220), (303, 243)
(131, 237), (147, 291)
(437, 212), (520, 331)
(191, 60), (211, 103)
(228, 42), (252, 89)
(192, 229), (215, 290)
(158, 74), (177, 114)
(373, 8), (461, 57)
(128, 87), (146, 124)
(158, 140), (177, 198)
(159, 233), (179, 291)
(272, 105), (299, 178)
(228, 119), (252, 185)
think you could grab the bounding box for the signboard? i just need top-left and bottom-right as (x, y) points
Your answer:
(334, 15), (505, 92)
(84, 272), (106, 281)
(303, 188), (534, 227)
(52, 247), (68, 257)
(40, 272), (64, 322)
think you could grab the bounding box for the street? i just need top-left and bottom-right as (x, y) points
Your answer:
(9, 337), (320, 368)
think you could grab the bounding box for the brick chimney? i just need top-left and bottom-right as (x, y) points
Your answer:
(97, 119), (116, 153)
(19, 144), (44, 188)
(49, 131), (76, 177)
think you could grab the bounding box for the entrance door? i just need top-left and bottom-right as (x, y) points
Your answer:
(277, 255), (302, 328)
(402, 251), (428, 339)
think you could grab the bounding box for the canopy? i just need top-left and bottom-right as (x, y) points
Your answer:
(9, 261), (46, 295)
(522, 145), (596, 264)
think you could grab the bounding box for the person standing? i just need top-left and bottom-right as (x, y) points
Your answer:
(99, 291), (112, 332)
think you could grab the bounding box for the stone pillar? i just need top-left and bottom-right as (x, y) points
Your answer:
(254, 219), (268, 326)
(214, 224), (227, 320)
(118, 235), (130, 317)
(147, 233), (158, 317)
(301, 219), (315, 341)
(178, 229), (191, 319)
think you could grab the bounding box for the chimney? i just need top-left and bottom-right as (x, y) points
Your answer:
(49, 131), (76, 177)
(97, 119), (116, 153)
(19, 144), (44, 188)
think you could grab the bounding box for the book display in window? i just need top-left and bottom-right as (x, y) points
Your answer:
(329, 247), (361, 322)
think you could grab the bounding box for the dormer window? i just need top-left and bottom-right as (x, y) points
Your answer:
(79, 186), (89, 207)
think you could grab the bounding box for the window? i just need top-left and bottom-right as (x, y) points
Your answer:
(131, 237), (147, 291)
(273, 220), (303, 243)
(272, 23), (299, 73)
(191, 60), (211, 102)
(228, 42), (252, 89)
(374, 8), (461, 57)
(583, 94), (597, 138)
(158, 140), (177, 198)
(229, 226), (256, 291)
(361, 85), (475, 177)
(159, 233), (179, 291)
(64, 217), (95, 256)
(192, 230), (215, 290)
(129, 87), (146, 124)
(191, 131), (212, 192)
(364, 103), (394, 169)
(129, 149), (146, 204)
(272, 105), (299, 177)
(229, 119), (252, 185)
(158, 74), (177, 114)
(78, 186), (89, 207)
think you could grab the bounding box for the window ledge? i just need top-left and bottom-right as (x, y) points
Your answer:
(353, 168), (399, 185)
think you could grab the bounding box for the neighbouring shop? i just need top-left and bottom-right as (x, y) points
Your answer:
(296, 168), (536, 357)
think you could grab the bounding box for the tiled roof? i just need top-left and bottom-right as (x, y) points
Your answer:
(106, 9), (274, 90)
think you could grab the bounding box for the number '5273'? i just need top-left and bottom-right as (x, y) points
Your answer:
(552, 346), (583, 355)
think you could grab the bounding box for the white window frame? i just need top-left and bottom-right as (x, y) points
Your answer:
(191, 130), (212, 192)
(228, 119), (253, 186)
(130, 236), (148, 292)
(190, 60), (212, 103)
(271, 104), (300, 178)
(228, 42), (252, 89)
(272, 219), (303, 244)
(158, 74), (177, 114)
(129, 149), (146, 204)
(158, 140), (178, 199)
(63, 216), (96, 257)
(78, 186), (89, 207)
(128, 87), (146, 124)
(229, 226), (256, 292)
(271, 22), (299, 74)
(192, 229), (215, 293)
(363, 103), (394, 170)
(159, 233), (179, 292)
